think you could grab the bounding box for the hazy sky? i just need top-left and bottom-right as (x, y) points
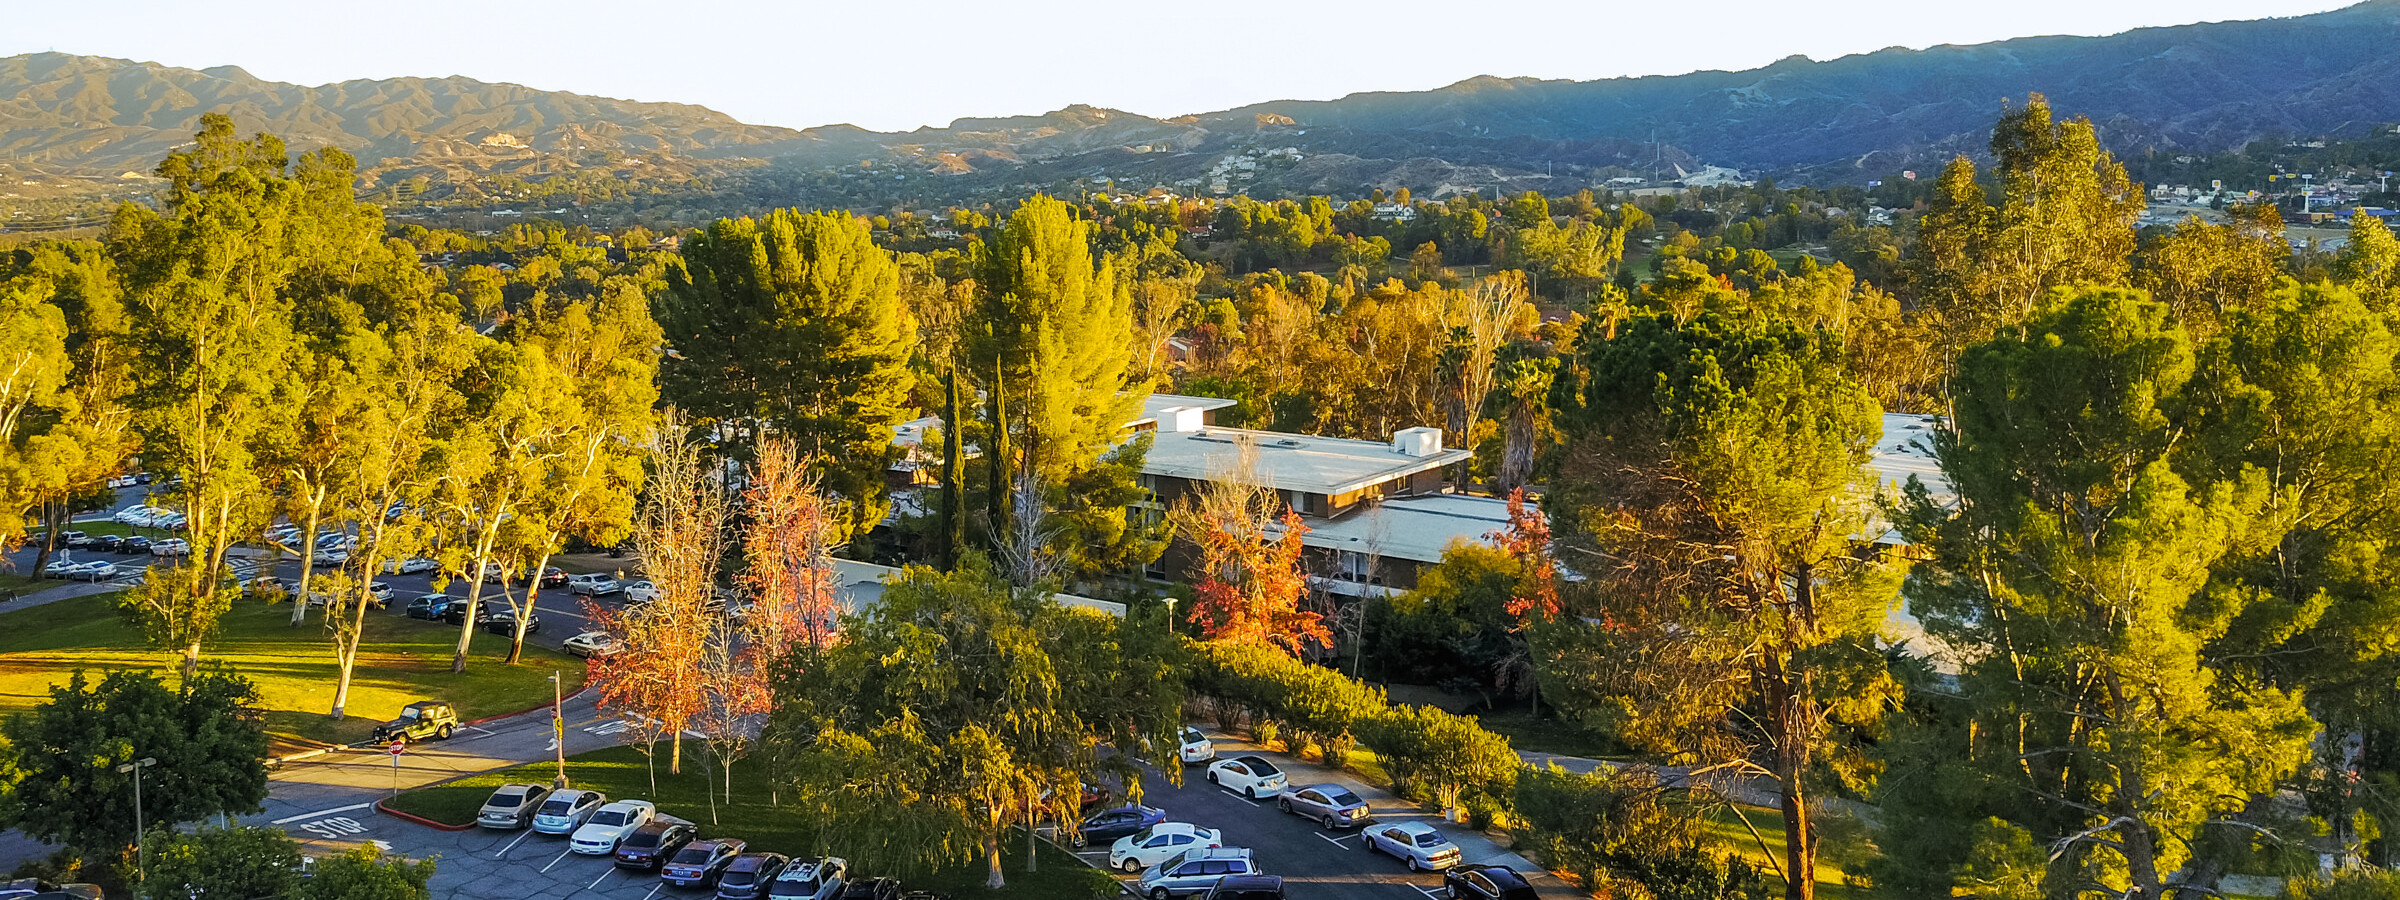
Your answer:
(0, 0), (2360, 133)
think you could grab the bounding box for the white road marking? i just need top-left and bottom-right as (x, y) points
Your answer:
(370, 840), (392, 852)
(1415, 888), (1445, 900)
(641, 885), (665, 900)
(1220, 789), (1261, 805)
(496, 829), (536, 858)
(588, 866), (615, 889)
(539, 848), (574, 873)
(272, 802), (373, 825)
(1317, 832), (1354, 847)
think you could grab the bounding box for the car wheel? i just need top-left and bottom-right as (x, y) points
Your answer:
(1278, 799), (1291, 814)
(1249, 786), (1264, 800)
(1149, 890), (1171, 900)
(1206, 771), (1219, 785)
(1448, 885), (1463, 900)
(1323, 815), (1339, 830)
(1408, 855), (1423, 872)
(1121, 858), (1143, 874)
(436, 724), (453, 739)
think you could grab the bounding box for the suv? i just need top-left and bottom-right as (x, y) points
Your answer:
(767, 857), (847, 900)
(835, 880), (900, 900)
(1136, 848), (1257, 899)
(369, 701), (458, 742)
(477, 783), (552, 829)
(715, 853), (790, 900)
(1203, 875), (1286, 900)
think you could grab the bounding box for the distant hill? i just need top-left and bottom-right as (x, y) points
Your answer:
(4, 0), (2399, 212)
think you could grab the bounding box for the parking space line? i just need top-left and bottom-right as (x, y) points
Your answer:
(495, 829), (534, 858)
(641, 884), (664, 900)
(1415, 888), (1444, 900)
(539, 848), (574, 873)
(1317, 832), (1354, 847)
(271, 802), (372, 825)
(587, 866), (615, 889)
(1219, 789), (1260, 804)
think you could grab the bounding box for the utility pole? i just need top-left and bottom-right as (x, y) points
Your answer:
(551, 672), (568, 789)
(116, 756), (157, 882)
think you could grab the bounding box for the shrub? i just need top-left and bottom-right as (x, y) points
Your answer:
(1463, 790), (1509, 831)
(1320, 732), (1356, 771)
(1252, 718), (1279, 750)
(1359, 703), (1518, 817)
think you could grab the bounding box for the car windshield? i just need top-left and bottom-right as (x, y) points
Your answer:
(1327, 789), (1363, 806)
(1184, 728), (1204, 741)
(398, 708), (421, 721)
(1131, 824), (1162, 842)
(593, 810), (626, 826)
(1243, 758), (1280, 776)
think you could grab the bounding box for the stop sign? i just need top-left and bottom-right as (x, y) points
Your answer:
(389, 736), (406, 756)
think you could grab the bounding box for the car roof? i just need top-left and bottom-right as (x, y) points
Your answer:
(493, 783), (543, 796)
(1297, 782), (1350, 793)
(1150, 822), (1207, 835)
(550, 789), (596, 801)
(597, 799), (652, 812)
(1389, 821), (1440, 834)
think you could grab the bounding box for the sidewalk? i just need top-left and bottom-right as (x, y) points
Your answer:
(1198, 726), (1588, 898)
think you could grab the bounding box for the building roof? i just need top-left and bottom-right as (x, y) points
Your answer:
(1130, 393), (1239, 428)
(1140, 427), (1472, 497)
(1292, 493), (1514, 564)
(1867, 413), (1954, 544)
(831, 559), (1125, 617)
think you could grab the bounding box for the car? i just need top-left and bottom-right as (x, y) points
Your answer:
(715, 853), (791, 900)
(766, 856), (847, 900)
(1278, 783), (1370, 830)
(564, 631), (623, 659)
(530, 788), (608, 835)
(1073, 805), (1166, 848)
(265, 525), (301, 545)
(155, 511), (187, 530)
(622, 580), (660, 604)
(404, 593), (454, 620)
(1203, 875), (1286, 900)
(614, 820), (697, 871)
(315, 532), (352, 551)
(89, 534), (126, 552)
(385, 557), (439, 575)
(242, 576), (290, 599)
(662, 839), (747, 888)
(481, 607), (540, 635)
(476, 783), (553, 829)
(119, 535), (152, 554)
(1204, 756), (1287, 799)
(312, 547), (350, 567)
(368, 700), (459, 743)
(366, 582), (395, 604)
(1362, 821), (1462, 872)
(1136, 847), (1257, 899)
(41, 558), (81, 579)
(568, 573), (622, 596)
(1178, 727), (1216, 764)
(538, 567), (569, 588)
(476, 562), (510, 584)
(74, 561), (120, 582)
(1082, 782), (1115, 810)
(149, 538), (191, 557)
(57, 531), (92, 549)
(1442, 864), (1538, 900)
(568, 799), (656, 854)
(835, 879), (900, 900)
(441, 597), (481, 625)
(1109, 822), (1224, 874)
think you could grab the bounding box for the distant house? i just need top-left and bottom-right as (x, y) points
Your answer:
(1370, 202), (1418, 222)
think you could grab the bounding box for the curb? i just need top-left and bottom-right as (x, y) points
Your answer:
(374, 797), (475, 832)
(464, 684), (591, 728)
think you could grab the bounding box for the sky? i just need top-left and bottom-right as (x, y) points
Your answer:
(0, 0), (2363, 134)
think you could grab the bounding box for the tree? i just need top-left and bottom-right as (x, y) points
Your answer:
(2133, 204), (2287, 339)
(592, 420), (725, 776)
(737, 438), (843, 653)
(0, 669), (271, 852)
(1360, 703), (1519, 819)
(1441, 273), (1530, 485)
(112, 115), (320, 680)
(661, 209), (917, 540)
(2335, 214), (2400, 312)
(0, 247), (75, 552)
(1545, 310), (1902, 900)
(293, 845), (438, 900)
(138, 825), (302, 900)
(1167, 437), (1329, 655)
(1889, 286), (2317, 899)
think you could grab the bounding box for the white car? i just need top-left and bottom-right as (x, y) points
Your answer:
(1362, 820), (1463, 871)
(568, 799), (655, 854)
(1204, 755), (1288, 799)
(312, 548), (350, 567)
(567, 573), (621, 596)
(1178, 727), (1216, 765)
(385, 557), (439, 575)
(622, 580), (659, 604)
(42, 557), (82, 579)
(75, 561), (120, 582)
(1107, 822), (1223, 874)
(149, 538), (191, 557)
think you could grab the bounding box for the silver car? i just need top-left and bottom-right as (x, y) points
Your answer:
(1362, 820), (1462, 871)
(477, 783), (553, 829)
(530, 788), (607, 835)
(1278, 782), (1370, 830)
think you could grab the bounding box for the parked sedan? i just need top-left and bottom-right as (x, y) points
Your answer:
(622, 580), (660, 604)
(835, 878), (900, 900)
(1108, 822), (1223, 874)
(149, 538), (191, 557)
(74, 561), (120, 582)
(568, 573), (621, 596)
(1074, 804), (1166, 848)
(1204, 755), (1288, 799)
(120, 536), (152, 554)
(1443, 864), (1539, 900)
(441, 598), (481, 626)
(1278, 783), (1370, 829)
(564, 631), (623, 659)
(1362, 820), (1462, 872)
(88, 534), (126, 553)
(404, 593), (455, 620)
(40, 558), (81, 579)
(529, 788), (607, 835)
(475, 783), (552, 830)
(385, 557), (439, 575)
(58, 531), (93, 549)
(242, 576), (290, 599)
(568, 799), (656, 854)
(715, 853), (790, 900)
(614, 820), (696, 871)
(537, 567), (569, 588)
(662, 839), (747, 888)
(1178, 727), (1216, 765)
(481, 608), (541, 636)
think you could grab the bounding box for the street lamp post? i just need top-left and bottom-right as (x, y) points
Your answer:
(116, 756), (157, 881)
(551, 671), (568, 790)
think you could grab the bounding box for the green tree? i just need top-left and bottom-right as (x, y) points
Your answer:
(1545, 310), (1901, 900)
(2133, 203), (2288, 339)
(138, 825), (301, 900)
(0, 669), (271, 852)
(2335, 215), (2400, 312)
(1890, 286), (2317, 899)
(1359, 703), (1519, 818)
(661, 210), (917, 539)
(294, 845), (438, 900)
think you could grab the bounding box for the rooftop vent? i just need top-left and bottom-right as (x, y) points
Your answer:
(1391, 427), (1444, 458)
(1163, 406), (1205, 433)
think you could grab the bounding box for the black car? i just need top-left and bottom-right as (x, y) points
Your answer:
(1442, 864), (1537, 900)
(89, 534), (125, 553)
(663, 839), (747, 888)
(715, 853), (790, 900)
(404, 594), (453, 620)
(481, 608), (540, 635)
(1203, 875), (1285, 900)
(837, 879), (901, 900)
(441, 597), (480, 626)
(120, 535), (152, 554)
(613, 821), (697, 871)
(1074, 805), (1166, 848)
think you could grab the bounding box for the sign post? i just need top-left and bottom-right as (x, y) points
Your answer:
(388, 735), (405, 798)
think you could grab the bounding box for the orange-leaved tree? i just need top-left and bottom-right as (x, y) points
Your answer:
(1169, 437), (1328, 654)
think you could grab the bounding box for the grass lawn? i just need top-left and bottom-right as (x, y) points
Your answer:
(1701, 804), (1867, 900)
(0, 592), (586, 746)
(1475, 707), (1627, 762)
(389, 745), (1120, 899)
(0, 573), (42, 597)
